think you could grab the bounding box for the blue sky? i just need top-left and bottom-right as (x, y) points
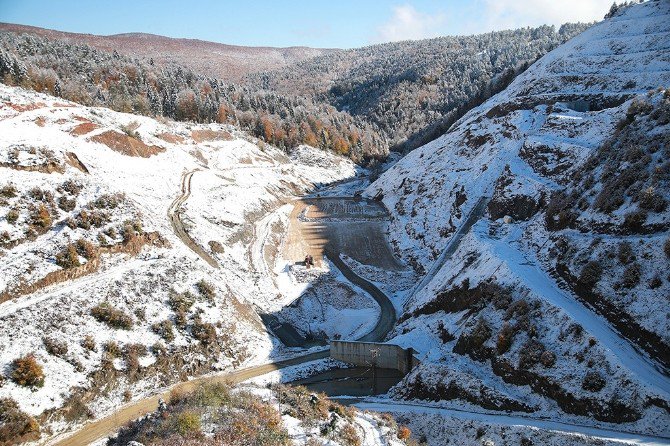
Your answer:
(0, 0), (613, 48)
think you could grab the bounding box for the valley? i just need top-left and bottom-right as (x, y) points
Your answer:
(0, 1), (669, 445)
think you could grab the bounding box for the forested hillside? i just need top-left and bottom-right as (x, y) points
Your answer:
(0, 32), (385, 163)
(247, 24), (590, 152)
(0, 22), (591, 162)
(0, 23), (335, 82)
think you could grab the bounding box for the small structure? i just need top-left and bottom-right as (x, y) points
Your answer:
(330, 340), (420, 375)
(304, 254), (314, 268)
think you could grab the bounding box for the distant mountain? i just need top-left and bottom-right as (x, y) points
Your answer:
(0, 23), (336, 82)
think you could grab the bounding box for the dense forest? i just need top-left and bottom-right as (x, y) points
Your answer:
(0, 22), (590, 161)
(0, 33), (385, 163)
(247, 23), (591, 152)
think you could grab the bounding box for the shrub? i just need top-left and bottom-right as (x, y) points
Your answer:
(168, 290), (194, 313)
(191, 320), (217, 345)
(152, 320), (175, 342)
(623, 209), (647, 232)
(103, 341), (122, 358)
(397, 425), (412, 441)
(43, 337), (68, 357)
(545, 191), (576, 230)
(339, 423), (361, 446)
(75, 238), (97, 260)
(620, 263), (642, 288)
(28, 187), (46, 201)
(55, 243), (80, 269)
(582, 371), (606, 392)
(594, 187), (625, 213)
(175, 411), (201, 436)
(638, 187), (667, 212)
(518, 340), (545, 369)
(121, 219), (143, 242)
(0, 397), (40, 444)
(437, 321), (455, 343)
(151, 342), (167, 357)
(91, 193), (124, 209)
(57, 196), (76, 211)
(649, 275), (662, 289)
(579, 261), (602, 288)
(174, 309), (188, 329)
(472, 319), (492, 346)
(81, 335), (96, 352)
(665, 238), (670, 258)
(209, 240), (225, 254)
(91, 303), (133, 329)
(617, 242), (634, 264)
(5, 209), (18, 224)
(10, 354), (45, 387)
(59, 179), (82, 195)
(30, 204), (52, 230)
(496, 322), (515, 354)
(189, 382), (232, 408)
(124, 343), (147, 380)
(0, 184), (17, 198)
(540, 350), (556, 367)
(195, 280), (216, 301)
(504, 299), (529, 320)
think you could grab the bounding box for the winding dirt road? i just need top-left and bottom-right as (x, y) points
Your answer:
(47, 350), (328, 446)
(167, 169), (219, 269)
(48, 195), (402, 446)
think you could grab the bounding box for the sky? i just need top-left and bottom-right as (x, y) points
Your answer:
(0, 0), (615, 49)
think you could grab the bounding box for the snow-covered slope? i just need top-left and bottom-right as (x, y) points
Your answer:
(366, 0), (670, 437)
(0, 84), (358, 442)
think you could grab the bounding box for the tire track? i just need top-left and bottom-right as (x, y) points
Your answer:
(167, 169), (219, 269)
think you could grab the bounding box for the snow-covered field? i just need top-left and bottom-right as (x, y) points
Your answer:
(0, 83), (364, 442)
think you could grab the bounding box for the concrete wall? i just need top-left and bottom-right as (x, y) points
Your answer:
(330, 340), (420, 375)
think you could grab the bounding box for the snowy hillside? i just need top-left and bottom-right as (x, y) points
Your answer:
(366, 0), (670, 438)
(0, 84), (359, 442)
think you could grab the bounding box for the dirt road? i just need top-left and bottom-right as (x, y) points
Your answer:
(167, 169), (219, 268)
(49, 196), (404, 445)
(325, 248), (396, 342)
(408, 196), (489, 299)
(47, 350), (329, 446)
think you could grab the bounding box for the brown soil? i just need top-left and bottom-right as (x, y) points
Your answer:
(156, 132), (186, 144)
(90, 131), (165, 157)
(70, 121), (98, 136)
(191, 129), (232, 143)
(65, 152), (90, 174)
(3, 101), (46, 112)
(283, 198), (404, 271)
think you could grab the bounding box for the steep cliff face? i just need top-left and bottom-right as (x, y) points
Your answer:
(366, 0), (670, 435)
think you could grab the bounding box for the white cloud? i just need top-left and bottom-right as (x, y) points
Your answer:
(373, 4), (447, 43)
(479, 0), (613, 32)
